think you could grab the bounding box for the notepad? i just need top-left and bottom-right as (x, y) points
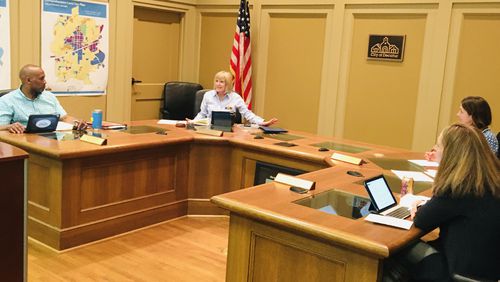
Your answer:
(365, 214), (413, 230)
(259, 126), (288, 134)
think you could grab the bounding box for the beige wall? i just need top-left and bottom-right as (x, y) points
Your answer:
(263, 13), (326, 133)
(344, 14), (426, 149)
(449, 13), (500, 129)
(198, 12), (235, 89)
(8, 0), (500, 151)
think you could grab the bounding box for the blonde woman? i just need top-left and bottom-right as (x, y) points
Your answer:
(194, 71), (277, 126)
(412, 123), (500, 280)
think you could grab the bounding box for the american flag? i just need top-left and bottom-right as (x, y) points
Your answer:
(230, 0), (253, 109)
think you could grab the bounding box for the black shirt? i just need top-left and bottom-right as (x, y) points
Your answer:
(414, 193), (500, 280)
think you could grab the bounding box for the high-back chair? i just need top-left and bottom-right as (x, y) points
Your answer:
(496, 132), (500, 159)
(193, 89), (210, 118)
(160, 82), (203, 120)
(0, 89), (13, 97)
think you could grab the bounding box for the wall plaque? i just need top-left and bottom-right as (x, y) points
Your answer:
(367, 35), (406, 62)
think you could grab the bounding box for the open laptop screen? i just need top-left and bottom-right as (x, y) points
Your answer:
(364, 175), (397, 211)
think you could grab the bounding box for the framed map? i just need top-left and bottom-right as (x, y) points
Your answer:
(0, 0), (11, 89)
(41, 0), (109, 95)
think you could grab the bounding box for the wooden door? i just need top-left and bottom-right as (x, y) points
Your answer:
(131, 7), (181, 120)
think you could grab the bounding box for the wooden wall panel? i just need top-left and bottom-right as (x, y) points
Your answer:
(79, 154), (177, 209)
(198, 12), (236, 89)
(226, 214), (380, 282)
(263, 13), (326, 133)
(27, 154), (62, 225)
(450, 13), (500, 131)
(343, 13), (426, 149)
(187, 143), (233, 199)
(251, 235), (346, 281)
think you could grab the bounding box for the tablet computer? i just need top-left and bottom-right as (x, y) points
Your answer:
(211, 111), (233, 132)
(24, 114), (59, 133)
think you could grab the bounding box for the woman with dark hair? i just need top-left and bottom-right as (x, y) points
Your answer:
(458, 96), (498, 153)
(426, 96), (498, 160)
(412, 123), (500, 281)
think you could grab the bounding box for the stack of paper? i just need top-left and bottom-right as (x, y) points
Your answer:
(391, 170), (434, 182)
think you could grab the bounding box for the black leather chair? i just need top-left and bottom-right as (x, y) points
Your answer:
(160, 82), (203, 120)
(193, 89), (210, 118)
(0, 89), (13, 97)
(452, 273), (496, 282)
(496, 132), (500, 159)
(193, 89), (242, 124)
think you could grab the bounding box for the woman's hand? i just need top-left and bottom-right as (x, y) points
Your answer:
(260, 118), (278, 127)
(424, 145), (438, 161)
(410, 199), (426, 219)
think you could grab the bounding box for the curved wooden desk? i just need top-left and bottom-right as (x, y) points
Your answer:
(0, 120), (428, 264)
(210, 132), (432, 281)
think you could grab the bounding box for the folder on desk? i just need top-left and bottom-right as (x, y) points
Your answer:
(259, 126), (288, 134)
(86, 121), (127, 130)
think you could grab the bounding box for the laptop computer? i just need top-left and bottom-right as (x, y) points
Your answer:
(24, 114), (59, 133)
(211, 111), (233, 132)
(363, 174), (411, 219)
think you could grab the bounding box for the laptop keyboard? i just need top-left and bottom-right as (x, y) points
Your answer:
(386, 207), (411, 219)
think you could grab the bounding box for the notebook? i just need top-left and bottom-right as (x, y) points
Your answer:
(363, 174), (411, 219)
(24, 114), (59, 133)
(259, 126), (288, 134)
(211, 111), (233, 132)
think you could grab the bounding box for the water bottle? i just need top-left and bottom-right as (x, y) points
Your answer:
(92, 109), (103, 129)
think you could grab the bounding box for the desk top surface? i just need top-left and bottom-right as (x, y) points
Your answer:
(0, 142), (28, 162)
(0, 120), (420, 161)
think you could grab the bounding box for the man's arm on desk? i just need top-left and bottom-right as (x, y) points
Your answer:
(60, 115), (87, 130)
(0, 122), (25, 134)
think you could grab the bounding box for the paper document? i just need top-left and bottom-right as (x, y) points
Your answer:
(424, 169), (437, 178)
(365, 214), (413, 230)
(391, 170), (434, 182)
(193, 119), (209, 126)
(157, 120), (185, 125)
(399, 194), (430, 207)
(56, 121), (74, 131)
(409, 159), (439, 167)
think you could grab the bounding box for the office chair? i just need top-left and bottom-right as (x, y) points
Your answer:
(496, 132), (500, 159)
(193, 89), (210, 117)
(452, 273), (496, 282)
(0, 89), (13, 97)
(160, 82), (203, 120)
(193, 89), (242, 124)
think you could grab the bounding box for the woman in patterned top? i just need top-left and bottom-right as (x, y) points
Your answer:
(426, 96), (498, 160)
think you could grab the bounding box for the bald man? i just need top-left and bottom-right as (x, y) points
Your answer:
(0, 64), (86, 133)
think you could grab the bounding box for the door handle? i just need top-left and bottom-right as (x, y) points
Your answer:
(131, 78), (143, 85)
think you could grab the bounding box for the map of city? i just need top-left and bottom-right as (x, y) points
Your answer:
(0, 13), (3, 67)
(50, 6), (106, 84)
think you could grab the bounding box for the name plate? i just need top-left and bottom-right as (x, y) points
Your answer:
(331, 152), (363, 165)
(274, 173), (315, 191)
(195, 128), (223, 137)
(80, 134), (107, 145)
